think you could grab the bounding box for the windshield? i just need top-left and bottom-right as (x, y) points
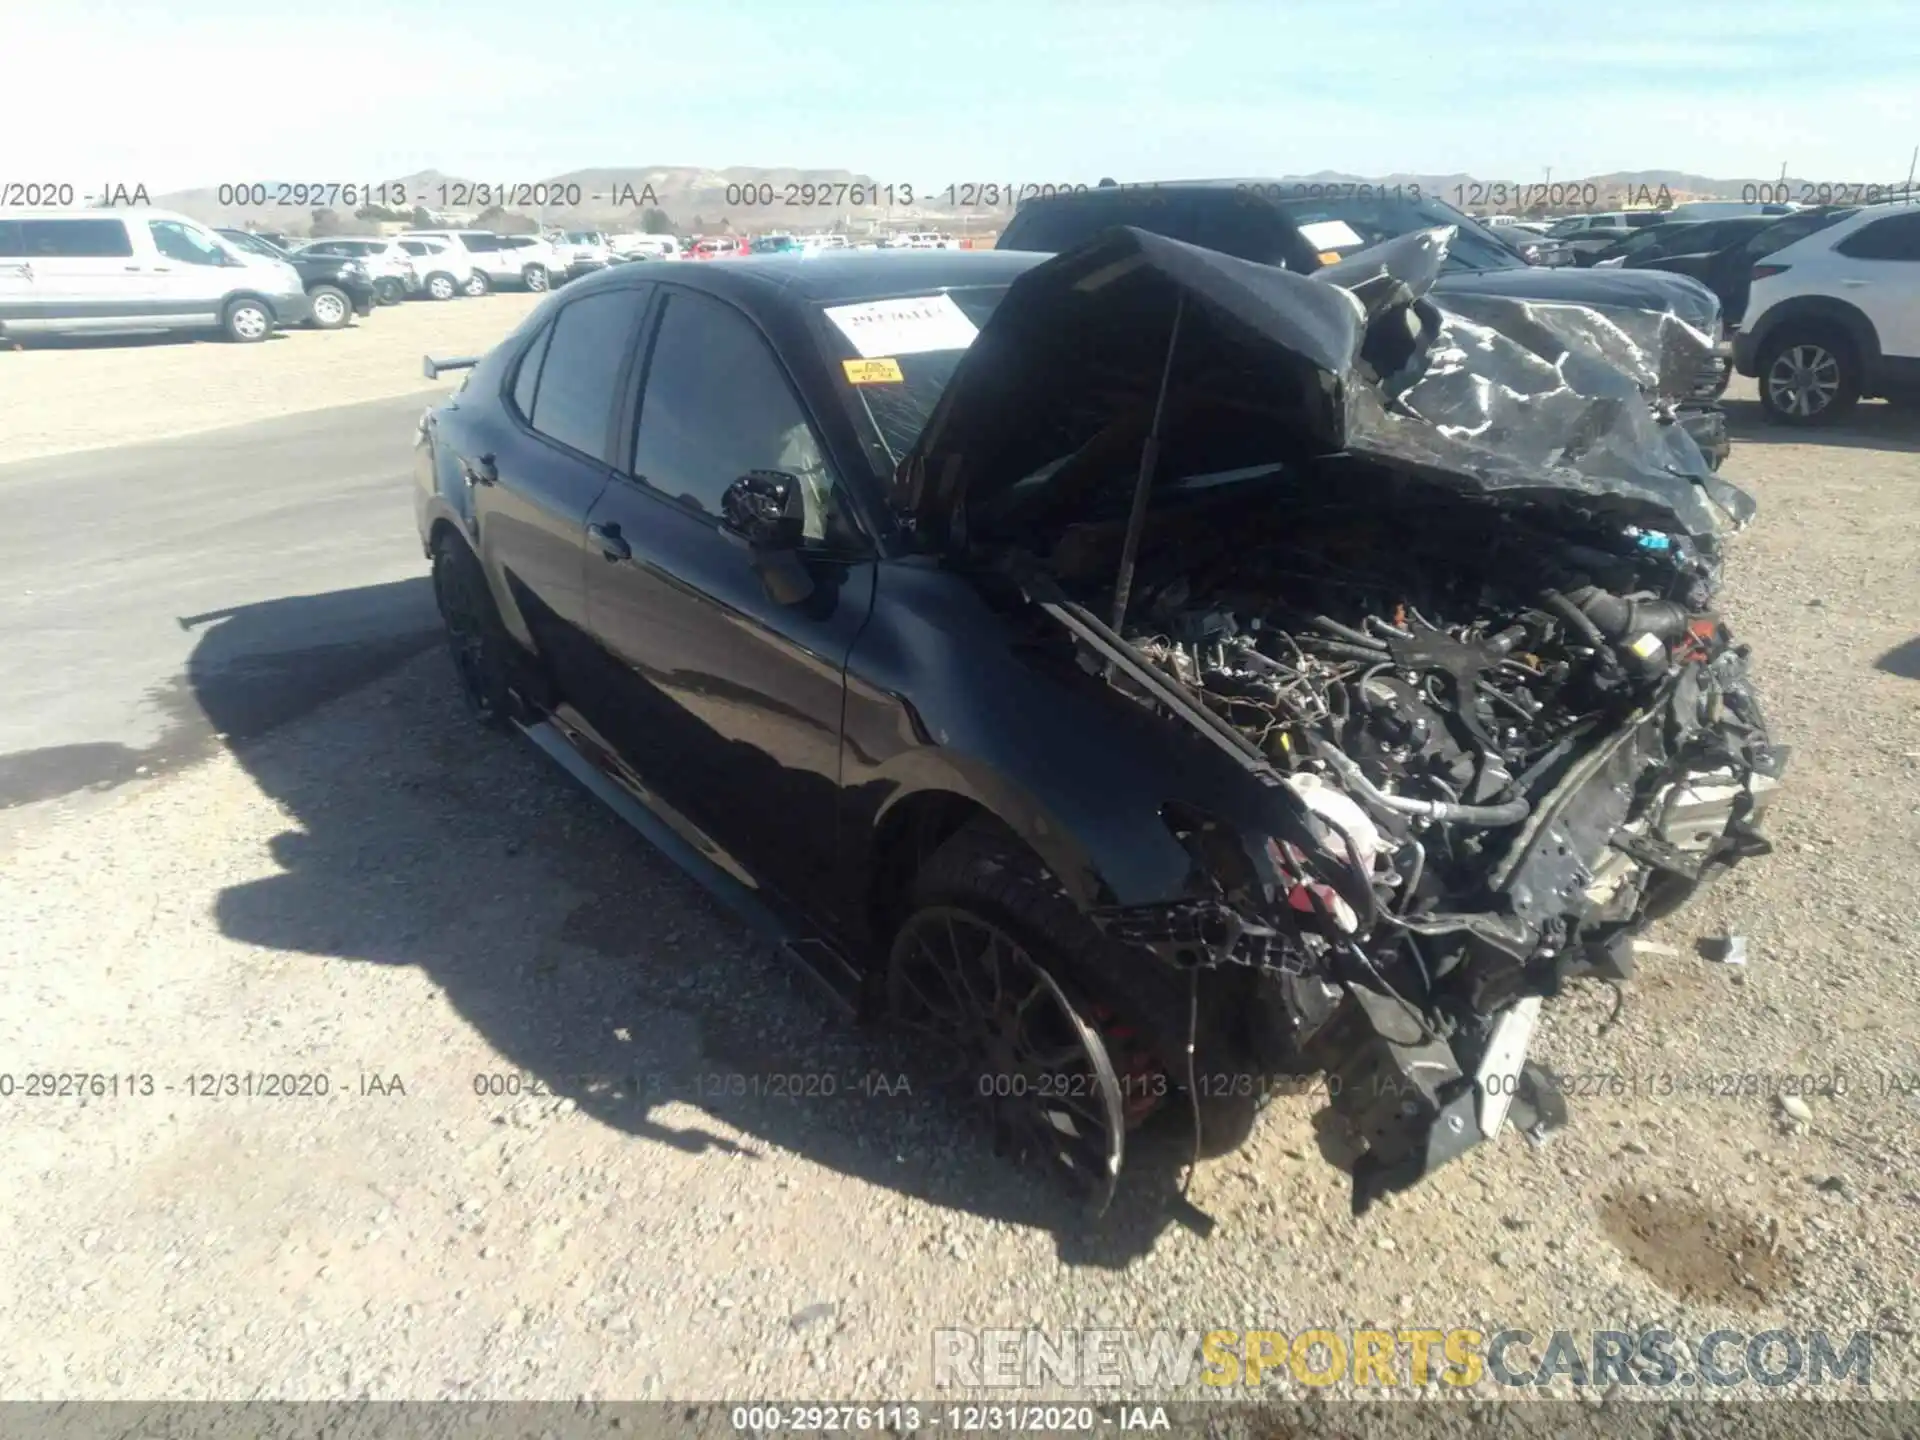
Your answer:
(219, 230), (286, 259)
(1275, 194), (1527, 272)
(817, 284), (1014, 470)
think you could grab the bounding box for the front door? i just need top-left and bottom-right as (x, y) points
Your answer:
(143, 217), (239, 321)
(580, 286), (874, 923)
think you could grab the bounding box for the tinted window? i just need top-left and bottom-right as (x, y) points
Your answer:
(399, 240), (431, 255)
(1836, 213), (1920, 261)
(1194, 201), (1296, 266)
(219, 230), (284, 259)
(462, 234), (502, 251)
(632, 290), (857, 545)
(0, 218), (134, 258)
(511, 319), (555, 420)
(527, 287), (651, 460)
(150, 220), (228, 266)
(1740, 208), (1856, 257)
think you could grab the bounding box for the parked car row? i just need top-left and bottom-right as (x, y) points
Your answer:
(0, 210), (648, 344)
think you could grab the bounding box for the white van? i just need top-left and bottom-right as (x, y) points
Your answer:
(0, 208), (310, 342)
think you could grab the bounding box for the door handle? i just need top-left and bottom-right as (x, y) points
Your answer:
(587, 521), (631, 562)
(462, 453), (497, 487)
(124, 265), (143, 272)
(1840, 278), (1869, 287)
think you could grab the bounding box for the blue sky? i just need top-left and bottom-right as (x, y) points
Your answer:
(9, 0), (1918, 193)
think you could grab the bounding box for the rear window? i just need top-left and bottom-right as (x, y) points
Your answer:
(1835, 212), (1920, 261)
(0, 217), (134, 258)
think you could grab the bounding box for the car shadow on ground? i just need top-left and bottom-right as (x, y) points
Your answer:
(1876, 637), (1920, 680)
(1722, 397), (1920, 452)
(197, 582), (1201, 1267)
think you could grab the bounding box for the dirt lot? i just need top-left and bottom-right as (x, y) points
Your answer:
(1, 319), (1917, 1410)
(0, 292), (546, 465)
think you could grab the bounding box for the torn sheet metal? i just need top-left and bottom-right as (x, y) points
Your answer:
(896, 225), (1755, 550)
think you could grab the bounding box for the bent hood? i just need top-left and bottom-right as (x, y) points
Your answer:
(895, 225), (1754, 550)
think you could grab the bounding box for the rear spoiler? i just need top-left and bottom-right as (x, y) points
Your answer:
(422, 354), (480, 380)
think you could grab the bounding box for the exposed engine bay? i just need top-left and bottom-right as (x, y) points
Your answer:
(902, 222), (1786, 1213)
(1027, 469), (1785, 1212)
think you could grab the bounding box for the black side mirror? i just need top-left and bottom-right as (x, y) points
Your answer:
(720, 470), (813, 605)
(720, 470), (806, 551)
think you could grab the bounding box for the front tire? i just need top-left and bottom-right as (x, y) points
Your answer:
(523, 265), (549, 293)
(1758, 327), (1861, 426)
(431, 533), (516, 730)
(463, 271), (490, 297)
(426, 272), (458, 302)
(374, 278), (405, 305)
(307, 284), (352, 330)
(222, 297), (272, 343)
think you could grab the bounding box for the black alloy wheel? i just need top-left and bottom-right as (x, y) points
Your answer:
(431, 535), (513, 730)
(887, 904), (1126, 1213)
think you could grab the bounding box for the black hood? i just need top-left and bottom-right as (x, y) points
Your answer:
(896, 225), (1754, 549)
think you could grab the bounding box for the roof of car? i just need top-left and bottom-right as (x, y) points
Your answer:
(563, 248), (1044, 307)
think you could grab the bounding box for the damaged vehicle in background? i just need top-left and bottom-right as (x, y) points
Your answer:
(998, 181), (1736, 457)
(415, 233), (1782, 1220)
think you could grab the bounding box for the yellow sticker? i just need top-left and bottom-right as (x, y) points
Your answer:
(1317, 251), (1345, 265)
(1630, 633), (1663, 658)
(842, 357), (905, 384)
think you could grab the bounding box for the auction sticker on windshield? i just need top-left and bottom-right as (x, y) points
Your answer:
(826, 293), (979, 358)
(1297, 218), (1365, 250)
(842, 358), (905, 384)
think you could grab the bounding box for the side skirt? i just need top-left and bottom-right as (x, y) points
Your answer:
(516, 715), (865, 1015)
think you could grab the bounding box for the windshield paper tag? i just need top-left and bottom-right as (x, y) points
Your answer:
(842, 357), (905, 384)
(825, 293), (978, 358)
(1297, 218), (1365, 250)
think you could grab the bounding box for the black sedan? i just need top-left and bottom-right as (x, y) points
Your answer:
(414, 239), (1781, 1217)
(217, 229), (377, 329)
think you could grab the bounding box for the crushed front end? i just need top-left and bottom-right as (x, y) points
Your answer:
(897, 224), (1785, 1212)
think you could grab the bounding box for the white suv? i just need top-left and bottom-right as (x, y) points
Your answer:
(1734, 201), (1920, 424)
(395, 237), (480, 301)
(491, 235), (564, 291)
(404, 230), (545, 295)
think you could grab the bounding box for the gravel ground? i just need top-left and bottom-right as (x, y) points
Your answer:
(1, 382), (1917, 1413)
(0, 291), (544, 465)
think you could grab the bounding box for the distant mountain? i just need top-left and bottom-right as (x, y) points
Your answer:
(149, 166), (1844, 235)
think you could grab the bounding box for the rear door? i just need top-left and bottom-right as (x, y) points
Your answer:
(579, 284), (875, 916)
(0, 220), (43, 326)
(1830, 211), (1920, 359)
(474, 280), (658, 699)
(2, 216), (148, 325)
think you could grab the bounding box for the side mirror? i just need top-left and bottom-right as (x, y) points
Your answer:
(720, 470), (806, 551)
(720, 470), (813, 606)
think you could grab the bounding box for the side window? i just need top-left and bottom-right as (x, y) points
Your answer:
(463, 234), (501, 252)
(631, 291), (858, 547)
(1836, 214), (1920, 262)
(149, 220), (227, 266)
(17, 219), (134, 258)
(526, 287), (651, 460)
(0, 221), (21, 256)
(511, 319), (555, 420)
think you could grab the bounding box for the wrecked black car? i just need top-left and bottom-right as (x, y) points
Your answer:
(415, 234), (1782, 1219)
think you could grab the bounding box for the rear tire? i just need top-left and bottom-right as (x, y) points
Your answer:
(431, 533), (516, 730)
(523, 265), (549, 292)
(426, 272), (458, 302)
(221, 297), (272, 343)
(307, 284), (352, 330)
(374, 277), (405, 305)
(1757, 327), (1861, 426)
(463, 271), (490, 297)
